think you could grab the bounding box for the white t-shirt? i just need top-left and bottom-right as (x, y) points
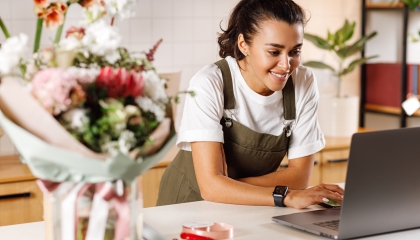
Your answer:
(177, 56), (325, 160)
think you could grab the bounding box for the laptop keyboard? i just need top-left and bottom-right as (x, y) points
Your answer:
(314, 219), (340, 231)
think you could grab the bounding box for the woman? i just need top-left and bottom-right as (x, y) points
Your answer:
(157, 0), (343, 209)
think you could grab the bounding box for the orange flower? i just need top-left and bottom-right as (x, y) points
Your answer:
(34, 5), (45, 18)
(33, 0), (50, 9)
(43, 6), (65, 29)
(78, 0), (97, 8)
(50, 1), (68, 13)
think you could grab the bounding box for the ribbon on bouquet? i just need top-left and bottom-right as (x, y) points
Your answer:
(37, 179), (131, 240)
(85, 181), (130, 240)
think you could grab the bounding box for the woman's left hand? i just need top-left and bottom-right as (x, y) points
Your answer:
(283, 183), (344, 209)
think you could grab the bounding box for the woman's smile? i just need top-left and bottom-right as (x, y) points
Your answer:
(269, 70), (289, 83)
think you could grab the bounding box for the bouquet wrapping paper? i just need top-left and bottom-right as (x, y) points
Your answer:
(0, 77), (175, 240)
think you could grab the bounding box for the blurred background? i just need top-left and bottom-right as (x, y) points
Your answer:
(0, 0), (419, 155)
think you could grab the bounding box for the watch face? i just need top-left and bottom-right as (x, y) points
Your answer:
(273, 186), (288, 196)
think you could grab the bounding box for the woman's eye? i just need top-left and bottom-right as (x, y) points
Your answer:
(268, 51), (280, 56)
(290, 49), (301, 56)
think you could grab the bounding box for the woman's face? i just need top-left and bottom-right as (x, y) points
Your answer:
(238, 20), (303, 96)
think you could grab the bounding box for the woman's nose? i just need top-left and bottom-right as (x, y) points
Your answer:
(277, 55), (291, 71)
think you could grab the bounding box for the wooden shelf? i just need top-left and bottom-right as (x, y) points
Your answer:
(366, 1), (404, 9)
(365, 103), (420, 116)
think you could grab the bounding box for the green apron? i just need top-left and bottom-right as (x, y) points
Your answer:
(156, 59), (296, 206)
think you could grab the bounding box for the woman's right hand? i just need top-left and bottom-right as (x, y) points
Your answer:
(283, 184), (344, 209)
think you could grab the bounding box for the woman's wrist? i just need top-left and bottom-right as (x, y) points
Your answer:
(283, 189), (294, 207)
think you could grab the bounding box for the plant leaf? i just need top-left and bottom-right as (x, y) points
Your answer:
(341, 20), (355, 44)
(303, 61), (336, 73)
(402, 0), (420, 10)
(328, 31), (335, 43)
(304, 33), (333, 50)
(333, 20), (355, 47)
(335, 31), (377, 59)
(339, 55), (378, 76)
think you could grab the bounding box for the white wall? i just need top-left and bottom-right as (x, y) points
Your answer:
(0, 0), (364, 155)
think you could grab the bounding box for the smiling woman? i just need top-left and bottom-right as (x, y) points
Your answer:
(156, 0), (344, 210)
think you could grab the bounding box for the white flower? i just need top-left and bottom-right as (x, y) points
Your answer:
(81, 19), (121, 64)
(81, 3), (107, 25)
(58, 36), (81, 51)
(135, 96), (166, 122)
(66, 66), (100, 85)
(142, 70), (168, 103)
(118, 130), (136, 154)
(24, 58), (40, 80)
(104, 0), (137, 19)
(61, 108), (90, 134)
(0, 33), (28, 75)
(99, 134), (120, 156)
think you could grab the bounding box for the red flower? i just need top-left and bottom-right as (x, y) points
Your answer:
(96, 67), (144, 99)
(122, 70), (144, 98)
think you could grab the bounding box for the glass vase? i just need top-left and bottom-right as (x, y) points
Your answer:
(43, 176), (143, 240)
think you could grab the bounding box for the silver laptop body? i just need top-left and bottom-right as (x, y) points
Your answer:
(272, 127), (420, 239)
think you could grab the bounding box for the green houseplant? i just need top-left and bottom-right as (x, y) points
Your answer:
(304, 20), (378, 98)
(304, 20), (377, 137)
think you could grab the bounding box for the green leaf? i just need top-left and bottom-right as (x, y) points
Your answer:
(339, 55), (378, 76)
(0, 17), (10, 38)
(303, 61), (336, 73)
(304, 33), (333, 50)
(402, 0), (420, 10)
(333, 20), (356, 48)
(335, 31), (377, 59)
(328, 31), (335, 43)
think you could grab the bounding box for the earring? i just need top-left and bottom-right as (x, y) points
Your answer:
(243, 52), (248, 57)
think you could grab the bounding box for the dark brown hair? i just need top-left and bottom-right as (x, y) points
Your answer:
(218, 0), (307, 60)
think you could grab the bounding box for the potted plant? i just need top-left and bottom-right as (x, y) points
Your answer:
(304, 20), (377, 137)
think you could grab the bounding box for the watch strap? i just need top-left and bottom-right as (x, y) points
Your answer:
(274, 194), (286, 207)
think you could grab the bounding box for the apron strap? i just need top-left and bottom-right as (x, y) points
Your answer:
(214, 59), (235, 110)
(282, 76), (296, 120)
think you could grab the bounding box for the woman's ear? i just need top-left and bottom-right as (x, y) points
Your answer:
(237, 34), (248, 56)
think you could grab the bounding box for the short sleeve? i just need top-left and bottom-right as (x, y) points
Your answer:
(287, 67), (326, 159)
(176, 64), (225, 151)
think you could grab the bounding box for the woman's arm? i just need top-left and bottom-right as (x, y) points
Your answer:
(192, 142), (342, 207)
(236, 155), (315, 189)
(192, 141), (274, 205)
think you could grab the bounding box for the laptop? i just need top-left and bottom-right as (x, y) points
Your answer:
(272, 127), (420, 239)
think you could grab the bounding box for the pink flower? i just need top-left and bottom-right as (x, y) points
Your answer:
(31, 68), (83, 115)
(66, 26), (85, 40)
(96, 67), (144, 98)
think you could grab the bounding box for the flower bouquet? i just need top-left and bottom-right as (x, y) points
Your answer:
(0, 1), (179, 239)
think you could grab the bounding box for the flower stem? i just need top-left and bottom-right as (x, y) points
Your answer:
(33, 18), (43, 53)
(54, 14), (67, 44)
(0, 17), (10, 38)
(54, 2), (71, 44)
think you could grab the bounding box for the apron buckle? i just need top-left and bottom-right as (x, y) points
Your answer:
(225, 118), (233, 128)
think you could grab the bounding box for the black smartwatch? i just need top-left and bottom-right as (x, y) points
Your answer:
(273, 186), (288, 207)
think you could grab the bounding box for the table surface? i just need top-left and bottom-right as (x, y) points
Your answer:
(2, 200), (420, 240)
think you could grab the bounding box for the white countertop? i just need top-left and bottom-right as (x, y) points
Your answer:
(144, 201), (420, 240)
(2, 201), (420, 239)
